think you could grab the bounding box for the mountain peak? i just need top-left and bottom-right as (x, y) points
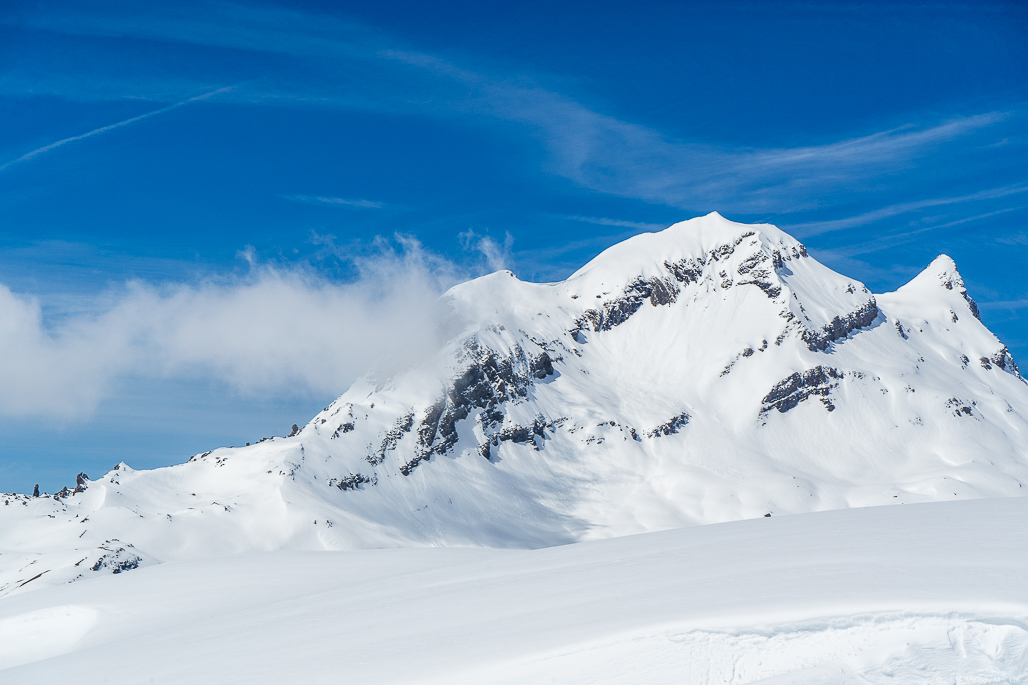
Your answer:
(925, 254), (964, 290)
(4, 215), (1028, 598)
(569, 212), (803, 283)
(897, 254), (980, 321)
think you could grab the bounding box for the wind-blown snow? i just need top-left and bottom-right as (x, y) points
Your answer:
(1, 497), (1026, 683)
(1, 212), (1026, 597)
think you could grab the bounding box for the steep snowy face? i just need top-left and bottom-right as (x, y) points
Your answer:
(3, 212), (1027, 596)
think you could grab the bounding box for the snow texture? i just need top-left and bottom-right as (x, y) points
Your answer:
(2, 212), (1027, 597)
(1, 497), (1026, 683)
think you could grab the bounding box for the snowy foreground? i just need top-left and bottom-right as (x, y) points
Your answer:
(2, 497), (1027, 684)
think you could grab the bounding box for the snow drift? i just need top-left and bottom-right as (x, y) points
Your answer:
(3, 497), (1028, 683)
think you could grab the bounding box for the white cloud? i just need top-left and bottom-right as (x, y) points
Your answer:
(459, 229), (513, 272)
(281, 195), (385, 209)
(563, 216), (668, 231)
(979, 299), (1028, 311)
(784, 183), (1028, 237)
(0, 240), (464, 419)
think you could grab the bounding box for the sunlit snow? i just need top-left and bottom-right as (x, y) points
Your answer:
(2, 213), (1026, 681)
(2, 498), (1027, 682)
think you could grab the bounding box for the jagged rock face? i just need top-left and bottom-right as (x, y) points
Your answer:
(3, 212), (1028, 597)
(760, 366), (843, 416)
(980, 347), (1021, 378)
(398, 340), (556, 475)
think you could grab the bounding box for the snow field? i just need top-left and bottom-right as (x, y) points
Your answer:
(1, 497), (1026, 683)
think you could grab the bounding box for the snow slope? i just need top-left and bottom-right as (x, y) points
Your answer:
(2, 212), (1027, 596)
(2, 497), (1027, 683)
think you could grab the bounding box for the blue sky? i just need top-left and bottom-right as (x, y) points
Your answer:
(1, 0), (1026, 493)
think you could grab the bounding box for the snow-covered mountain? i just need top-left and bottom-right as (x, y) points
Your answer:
(3, 212), (1027, 596)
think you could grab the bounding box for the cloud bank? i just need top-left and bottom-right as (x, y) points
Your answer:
(0, 239), (466, 420)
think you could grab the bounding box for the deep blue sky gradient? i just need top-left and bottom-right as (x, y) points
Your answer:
(1, 1), (1026, 492)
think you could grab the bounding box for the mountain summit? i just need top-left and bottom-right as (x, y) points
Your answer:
(3, 212), (1026, 596)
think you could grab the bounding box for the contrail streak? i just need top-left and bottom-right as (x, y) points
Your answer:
(0, 86), (234, 172)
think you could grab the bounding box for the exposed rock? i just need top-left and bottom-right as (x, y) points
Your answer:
(965, 296), (981, 321)
(800, 300), (879, 352)
(646, 412), (690, 437)
(531, 352), (554, 379)
(573, 275), (680, 334)
(478, 416), (561, 460)
(945, 398), (975, 417)
(577, 234), (805, 337)
(939, 265), (982, 321)
(367, 412), (415, 466)
(664, 257), (705, 285)
(330, 473), (374, 491)
(89, 544), (143, 575)
(331, 422), (355, 438)
(980, 347), (1022, 379)
(761, 366), (842, 417)
(735, 251), (782, 298)
(401, 340), (556, 475)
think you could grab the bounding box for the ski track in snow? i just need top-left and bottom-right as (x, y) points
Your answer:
(1, 497), (1027, 683)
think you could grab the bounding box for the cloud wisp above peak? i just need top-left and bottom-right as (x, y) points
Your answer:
(784, 182), (1028, 238)
(531, 109), (1014, 214)
(459, 229), (514, 273)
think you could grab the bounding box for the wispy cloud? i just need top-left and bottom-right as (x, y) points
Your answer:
(996, 230), (1028, 246)
(785, 183), (1028, 237)
(459, 229), (513, 272)
(563, 216), (669, 231)
(0, 86), (233, 172)
(978, 299), (1028, 310)
(282, 195), (385, 209)
(3, 5), (1019, 214)
(523, 101), (1010, 213)
(811, 206), (1025, 262)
